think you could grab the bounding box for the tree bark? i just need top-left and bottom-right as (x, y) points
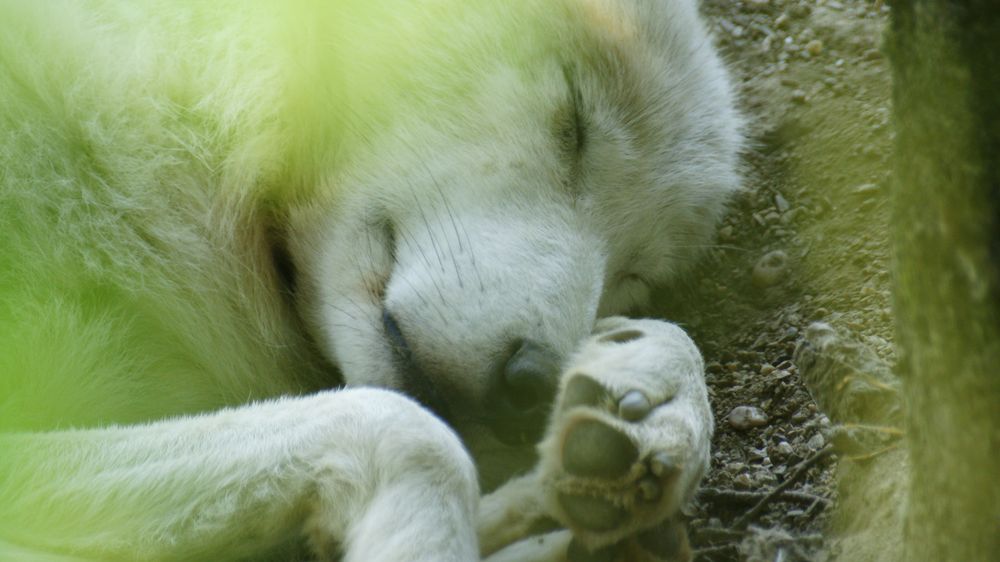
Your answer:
(888, 1), (1000, 560)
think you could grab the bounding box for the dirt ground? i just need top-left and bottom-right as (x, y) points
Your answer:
(651, 0), (902, 560)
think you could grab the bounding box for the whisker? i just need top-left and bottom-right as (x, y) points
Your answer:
(402, 181), (455, 308)
(323, 299), (364, 322)
(430, 180), (464, 290)
(394, 131), (486, 292)
(396, 267), (453, 336)
(395, 221), (450, 309)
(410, 183), (446, 274)
(394, 205), (435, 274)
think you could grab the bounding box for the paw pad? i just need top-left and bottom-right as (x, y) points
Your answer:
(637, 476), (661, 503)
(648, 451), (679, 479)
(562, 419), (638, 479)
(558, 493), (628, 531)
(562, 375), (610, 410)
(617, 389), (652, 421)
(567, 538), (620, 562)
(637, 518), (691, 561)
(598, 329), (645, 344)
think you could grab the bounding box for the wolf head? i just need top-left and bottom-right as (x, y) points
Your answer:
(286, 0), (741, 487)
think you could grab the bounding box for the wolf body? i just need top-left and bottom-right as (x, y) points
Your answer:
(0, 0), (740, 560)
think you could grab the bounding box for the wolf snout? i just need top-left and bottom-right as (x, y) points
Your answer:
(383, 306), (560, 445)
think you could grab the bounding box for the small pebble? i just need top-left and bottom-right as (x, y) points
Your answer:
(807, 432), (826, 450)
(718, 19), (744, 37)
(752, 250), (790, 288)
(774, 193), (790, 212)
(728, 405), (769, 430)
(755, 469), (778, 486)
(725, 461), (748, 474)
(790, 4), (812, 18)
(734, 473), (754, 489)
(774, 441), (795, 457)
(718, 224), (735, 241)
(863, 48), (883, 60)
(852, 182), (880, 196)
(791, 89), (808, 104)
(806, 39), (824, 56)
(780, 208), (801, 225)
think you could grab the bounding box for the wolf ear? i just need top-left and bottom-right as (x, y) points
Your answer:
(570, 0), (700, 45)
(572, 0), (640, 40)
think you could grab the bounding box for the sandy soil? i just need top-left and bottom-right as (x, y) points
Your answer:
(651, 0), (901, 559)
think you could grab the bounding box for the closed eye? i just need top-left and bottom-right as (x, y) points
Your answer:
(381, 216), (398, 264)
(557, 65), (586, 189)
(362, 213), (397, 302)
(562, 66), (586, 155)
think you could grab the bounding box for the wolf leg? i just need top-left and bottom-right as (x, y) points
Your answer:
(0, 389), (478, 562)
(0, 539), (94, 562)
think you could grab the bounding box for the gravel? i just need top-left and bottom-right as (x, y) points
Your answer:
(651, 0), (895, 559)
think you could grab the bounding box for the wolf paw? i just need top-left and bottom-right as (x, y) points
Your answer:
(537, 318), (712, 560)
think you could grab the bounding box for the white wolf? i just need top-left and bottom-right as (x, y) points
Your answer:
(0, 0), (741, 560)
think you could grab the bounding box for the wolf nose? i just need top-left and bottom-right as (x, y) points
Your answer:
(502, 340), (560, 411)
(487, 339), (560, 445)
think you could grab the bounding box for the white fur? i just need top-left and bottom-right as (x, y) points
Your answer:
(0, 0), (739, 559)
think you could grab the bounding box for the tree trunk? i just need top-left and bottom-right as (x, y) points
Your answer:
(888, 1), (1000, 560)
